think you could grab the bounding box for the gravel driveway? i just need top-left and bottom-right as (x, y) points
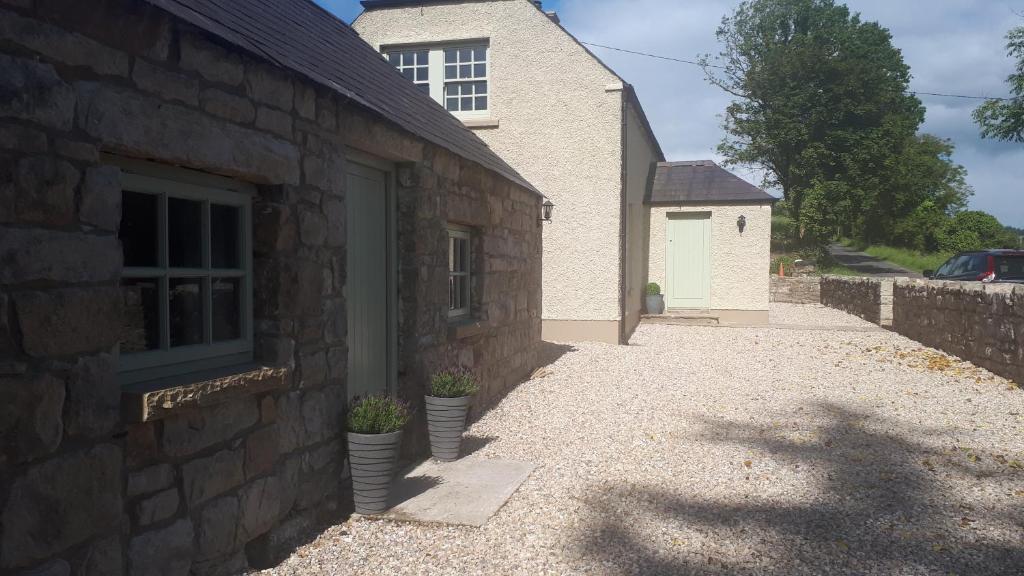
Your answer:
(260, 304), (1024, 576)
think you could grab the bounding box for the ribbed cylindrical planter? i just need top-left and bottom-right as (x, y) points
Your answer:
(424, 395), (471, 461)
(347, 430), (403, 515)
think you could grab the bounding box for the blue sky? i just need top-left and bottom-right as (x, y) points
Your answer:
(319, 0), (1023, 227)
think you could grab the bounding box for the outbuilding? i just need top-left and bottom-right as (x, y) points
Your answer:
(646, 161), (776, 324)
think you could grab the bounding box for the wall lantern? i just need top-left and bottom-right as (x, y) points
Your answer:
(540, 199), (555, 223)
(737, 215), (747, 234)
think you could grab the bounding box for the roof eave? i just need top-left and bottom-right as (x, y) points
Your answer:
(644, 198), (779, 206)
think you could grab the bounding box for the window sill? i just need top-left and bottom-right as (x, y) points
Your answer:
(448, 318), (487, 340)
(461, 117), (500, 129)
(122, 364), (291, 423)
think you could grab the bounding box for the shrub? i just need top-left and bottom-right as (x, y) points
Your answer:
(347, 395), (410, 434)
(939, 229), (982, 253)
(430, 368), (479, 398)
(645, 282), (661, 296)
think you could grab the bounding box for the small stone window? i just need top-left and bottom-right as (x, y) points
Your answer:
(117, 161), (254, 385)
(448, 225), (472, 319)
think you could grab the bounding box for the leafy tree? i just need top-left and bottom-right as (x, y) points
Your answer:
(702, 0), (924, 239)
(943, 211), (1018, 249)
(974, 27), (1024, 142)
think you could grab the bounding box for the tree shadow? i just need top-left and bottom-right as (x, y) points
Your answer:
(579, 402), (1023, 575)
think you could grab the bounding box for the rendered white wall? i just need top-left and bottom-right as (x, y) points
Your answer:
(355, 0), (628, 323)
(648, 203), (772, 312)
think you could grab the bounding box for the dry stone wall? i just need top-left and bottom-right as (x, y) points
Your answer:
(0, 1), (541, 574)
(769, 277), (821, 304)
(820, 276), (893, 326)
(893, 280), (1024, 385)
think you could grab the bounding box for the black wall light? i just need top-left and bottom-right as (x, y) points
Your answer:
(737, 215), (747, 233)
(541, 199), (554, 222)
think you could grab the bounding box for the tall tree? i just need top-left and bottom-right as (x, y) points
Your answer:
(702, 0), (924, 242)
(974, 26), (1024, 142)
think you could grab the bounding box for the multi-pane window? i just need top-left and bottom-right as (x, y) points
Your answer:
(383, 44), (490, 116)
(387, 49), (429, 94)
(448, 226), (472, 319)
(443, 47), (488, 112)
(118, 167), (253, 384)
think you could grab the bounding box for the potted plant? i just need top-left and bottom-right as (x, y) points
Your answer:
(346, 395), (410, 515)
(424, 368), (479, 461)
(645, 282), (664, 314)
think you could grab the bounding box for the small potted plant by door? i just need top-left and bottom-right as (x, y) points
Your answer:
(646, 282), (665, 314)
(425, 368), (479, 461)
(346, 395), (410, 515)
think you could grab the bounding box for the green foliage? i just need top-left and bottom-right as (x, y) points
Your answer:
(429, 368), (479, 398)
(974, 26), (1024, 142)
(347, 395), (410, 434)
(944, 211), (1018, 249)
(770, 255), (797, 275)
(939, 229), (982, 254)
(704, 0), (971, 251)
(645, 282), (662, 296)
(891, 201), (949, 252)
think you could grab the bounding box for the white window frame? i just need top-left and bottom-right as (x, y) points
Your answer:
(387, 48), (430, 94)
(116, 160), (255, 386)
(383, 41), (491, 119)
(448, 225), (473, 319)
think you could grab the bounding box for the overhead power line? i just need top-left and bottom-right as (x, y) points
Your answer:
(580, 40), (1011, 102)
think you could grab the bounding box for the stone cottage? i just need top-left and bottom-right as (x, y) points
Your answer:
(0, 0), (542, 574)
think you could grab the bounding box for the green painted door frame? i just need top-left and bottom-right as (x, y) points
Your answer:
(666, 213), (711, 309)
(345, 157), (397, 400)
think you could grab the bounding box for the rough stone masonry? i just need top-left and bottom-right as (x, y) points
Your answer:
(0, 1), (542, 574)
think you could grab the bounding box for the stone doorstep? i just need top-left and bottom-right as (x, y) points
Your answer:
(376, 457), (536, 527)
(642, 312), (720, 326)
(122, 364), (291, 422)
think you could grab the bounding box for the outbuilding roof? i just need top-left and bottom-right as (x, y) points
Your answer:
(143, 0), (538, 194)
(646, 161), (778, 205)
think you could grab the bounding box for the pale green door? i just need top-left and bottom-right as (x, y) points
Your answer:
(346, 162), (392, 400)
(666, 213), (711, 309)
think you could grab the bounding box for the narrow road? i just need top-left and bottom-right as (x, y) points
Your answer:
(829, 243), (922, 277)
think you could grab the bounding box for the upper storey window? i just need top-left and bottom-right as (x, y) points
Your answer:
(384, 44), (490, 117)
(388, 49), (430, 94)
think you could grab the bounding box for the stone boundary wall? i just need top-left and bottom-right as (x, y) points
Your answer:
(769, 277), (821, 304)
(820, 276), (894, 326)
(893, 280), (1023, 384)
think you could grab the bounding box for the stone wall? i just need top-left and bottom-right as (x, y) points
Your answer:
(893, 280), (1024, 384)
(820, 276), (893, 326)
(769, 277), (821, 304)
(0, 1), (541, 575)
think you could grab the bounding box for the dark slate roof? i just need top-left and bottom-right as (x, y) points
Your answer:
(646, 161), (778, 205)
(143, 0), (538, 194)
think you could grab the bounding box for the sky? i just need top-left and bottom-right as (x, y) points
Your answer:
(318, 0), (1024, 226)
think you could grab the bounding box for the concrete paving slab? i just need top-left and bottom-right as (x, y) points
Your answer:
(380, 457), (535, 527)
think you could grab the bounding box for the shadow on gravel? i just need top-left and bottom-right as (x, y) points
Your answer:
(581, 402), (1023, 575)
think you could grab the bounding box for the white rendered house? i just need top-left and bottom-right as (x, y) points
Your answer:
(355, 0), (773, 341)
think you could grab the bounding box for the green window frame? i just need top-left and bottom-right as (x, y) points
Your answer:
(117, 162), (254, 386)
(448, 225), (472, 319)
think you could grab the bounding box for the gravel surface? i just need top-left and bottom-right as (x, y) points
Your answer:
(259, 304), (1024, 576)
